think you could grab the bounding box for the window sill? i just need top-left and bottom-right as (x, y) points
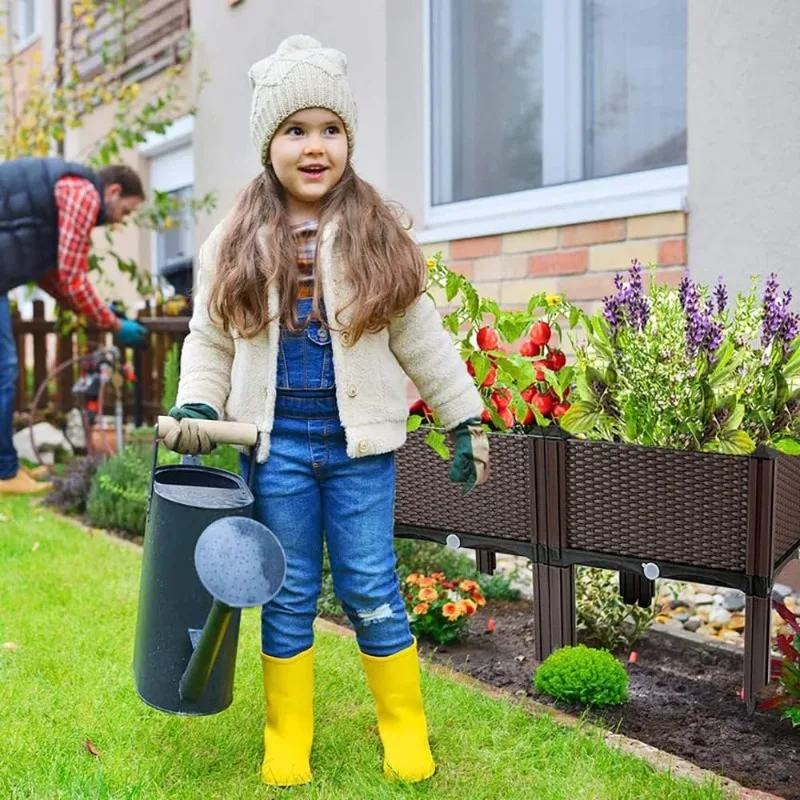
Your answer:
(415, 165), (688, 244)
(10, 32), (41, 56)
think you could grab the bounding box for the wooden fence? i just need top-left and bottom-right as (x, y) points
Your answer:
(11, 300), (190, 426)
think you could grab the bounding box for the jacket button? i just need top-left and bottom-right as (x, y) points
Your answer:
(318, 329), (328, 341)
(358, 439), (369, 453)
(347, 384), (357, 398)
(341, 331), (351, 345)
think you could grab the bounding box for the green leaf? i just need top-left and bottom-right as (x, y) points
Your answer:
(558, 400), (603, 435)
(445, 271), (460, 302)
(783, 336), (800, 378)
(527, 293), (547, 316)
(425, 429), (450, 460)
(724, 403), (745, 432)
(470, 352), (491, 386)
(575, 372), (593, 402)
(773, 437), (800, 456)
(569, 306), (581, 329)
(406, 415), (423, 432)
(703, 429), (756, 455)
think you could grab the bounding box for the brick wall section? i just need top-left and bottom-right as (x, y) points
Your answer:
(422, 212), (688, 317)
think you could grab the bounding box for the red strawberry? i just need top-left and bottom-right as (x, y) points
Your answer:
(481, 407), (493, 424)
(498, 407), (514, 429)
(476, 326), (499, 351)
(530, 321), (552, 346)
(549, 349), (567, 371)
(409, 399), (434, 419)
(519, 340), (541, 359)
(516, 404), (534, 425)
(553, 401), (571, 419)
(491, 388), (512, 410)
(532, 391), (553, 416)
(481, 363), (497, 388)
(466, 360), (476, 378)
(521, 385), (536, 402)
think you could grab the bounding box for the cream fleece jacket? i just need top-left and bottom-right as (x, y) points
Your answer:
(176, 219), (484, 462)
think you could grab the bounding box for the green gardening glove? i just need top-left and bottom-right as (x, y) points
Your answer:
(448, 418), (490, 494)
(168, 403), (218, 421)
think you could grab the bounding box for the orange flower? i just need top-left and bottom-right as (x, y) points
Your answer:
(418, 587), (438, 603)
(459, 598), (478, 616)
(442, 602), (461, 621)
(417, 576), (437, 588)
(413, 603), (429, 616)
(459, 579), (480, 593)
(406, 573), (421, 586)
(431, 572), (445, 581)
(471, 591), (486, 607)
(441, 581), (454, 589)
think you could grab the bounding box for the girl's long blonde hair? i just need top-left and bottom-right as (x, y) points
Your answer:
(208, 164), (427, 342)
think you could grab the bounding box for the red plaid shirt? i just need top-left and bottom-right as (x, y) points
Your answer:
(37, 176), (116, 330)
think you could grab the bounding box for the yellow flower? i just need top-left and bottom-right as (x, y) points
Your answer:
(405, 573), (421, 586)
(442, 602), (461, 621)
(413, 603), (429, 616)
(417, 576), (437, 588)
(417, 587), (438, 603)
(459, 579), (479, 593)
(471, 591), (486, 607)
(163, 216), (174, 230)
(546, 294), (562, 306)
(426, 257), (436, 268)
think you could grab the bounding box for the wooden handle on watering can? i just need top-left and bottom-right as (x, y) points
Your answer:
(156, 416), (259, 447)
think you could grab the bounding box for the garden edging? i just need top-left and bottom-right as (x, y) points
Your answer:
(314, 616), (783, 800)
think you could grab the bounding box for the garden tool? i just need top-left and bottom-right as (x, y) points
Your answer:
(133, 416), (286, 716)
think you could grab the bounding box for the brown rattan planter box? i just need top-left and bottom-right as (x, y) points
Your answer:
(394, 428), (800, 708)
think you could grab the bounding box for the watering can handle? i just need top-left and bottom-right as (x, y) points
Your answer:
(156, 416), (259, 447)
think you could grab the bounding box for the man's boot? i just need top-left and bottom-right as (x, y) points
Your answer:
(0, 471), (51, 495)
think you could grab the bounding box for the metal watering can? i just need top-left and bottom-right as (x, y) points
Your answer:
(133, 417), (286, 716)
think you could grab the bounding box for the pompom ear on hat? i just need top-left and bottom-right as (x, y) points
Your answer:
(248, 34), (357, 166)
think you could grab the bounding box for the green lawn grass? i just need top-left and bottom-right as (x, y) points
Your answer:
(0, 495), (729, 800)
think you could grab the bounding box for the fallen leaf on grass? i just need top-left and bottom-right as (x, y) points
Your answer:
(2, 642), (19, 652)
(31, 541), (40, 552)
(82, 739), (101, 758)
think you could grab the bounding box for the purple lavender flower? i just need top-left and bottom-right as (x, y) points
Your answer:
(781, 312), (800, 346)
(682, 279), (723, 357)
(678, 276), (691, 311)
(762, 273), (784, 348)
(604, 260), (650, 335)
(603, 295), (621, 334)
(714, 278), (728, 314)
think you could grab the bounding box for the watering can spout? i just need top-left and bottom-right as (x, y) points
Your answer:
(179, 600), (234, 703)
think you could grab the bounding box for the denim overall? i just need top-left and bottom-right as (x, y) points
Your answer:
(241, 297), (413, 658)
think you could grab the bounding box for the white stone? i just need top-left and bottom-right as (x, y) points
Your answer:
(695, 593), (714, 606)
(772, 583), (793, 602)
(708, 607), (731, 626)
(64, 408), (87, 451)
(12, 422), (73, 463)
(723, 590), (746, 611)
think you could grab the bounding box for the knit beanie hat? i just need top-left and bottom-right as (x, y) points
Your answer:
(248, 34), (358, 166)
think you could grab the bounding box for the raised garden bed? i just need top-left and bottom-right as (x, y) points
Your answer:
(416, 598), (800, 800)
(394, 428), (800, 707)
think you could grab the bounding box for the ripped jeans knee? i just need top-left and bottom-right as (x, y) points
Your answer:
(339, 589), (413, 657)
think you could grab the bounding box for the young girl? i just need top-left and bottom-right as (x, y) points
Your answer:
(164, 34), (489, 786)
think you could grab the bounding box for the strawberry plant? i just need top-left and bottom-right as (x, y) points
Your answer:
(403, 572), (487, 645)
(560, 261), (800, 454)
(411, 253), (577, 457)
(760, 600), (800, 726)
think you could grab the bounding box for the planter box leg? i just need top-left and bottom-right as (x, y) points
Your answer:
(534, 564), (576, 662)
(475, 549), (496, 575)
(744, 595), (771, 712)
(619, 571), (655, 607)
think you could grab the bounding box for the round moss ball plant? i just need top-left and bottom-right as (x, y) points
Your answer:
(534, 645), (628, 707)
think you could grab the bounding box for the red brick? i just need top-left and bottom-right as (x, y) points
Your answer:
(653, 267), (687, 288)
(559, 219), (626, 248)
(528, 249), (588, 276)
(659, 238), (686, 266)
(557, 274), (619, 302)
(450, 235), (502, 260)
(448, 260), (474, 280)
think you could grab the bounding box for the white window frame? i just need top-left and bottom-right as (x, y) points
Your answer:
(10, 0), (41, 52)
(138, 115), (194, 277)
(419, 0), (688, 244)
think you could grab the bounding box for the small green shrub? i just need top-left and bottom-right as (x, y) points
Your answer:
(534, 645), (628, 707)
(44, 456), (102, 514)
(161, 343), (181, 413)
(575, 567), (655, 652)
(86, 447), (149, 535)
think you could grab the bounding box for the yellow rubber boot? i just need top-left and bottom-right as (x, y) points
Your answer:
(360, 639), (435, 782)
(260, 646), (314, 786)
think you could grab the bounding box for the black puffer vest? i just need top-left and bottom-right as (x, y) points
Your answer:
(0, 158), (107, 294)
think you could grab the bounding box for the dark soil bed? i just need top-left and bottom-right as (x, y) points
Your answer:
(327, 598), (800, 798)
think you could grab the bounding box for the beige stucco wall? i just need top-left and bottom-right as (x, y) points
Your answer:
(189, 0), (426, 251)
(687, 0), (800, 298)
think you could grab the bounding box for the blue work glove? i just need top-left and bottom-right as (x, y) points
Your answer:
(448, 418), (491, 494)
(115, 319), (149, 349)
